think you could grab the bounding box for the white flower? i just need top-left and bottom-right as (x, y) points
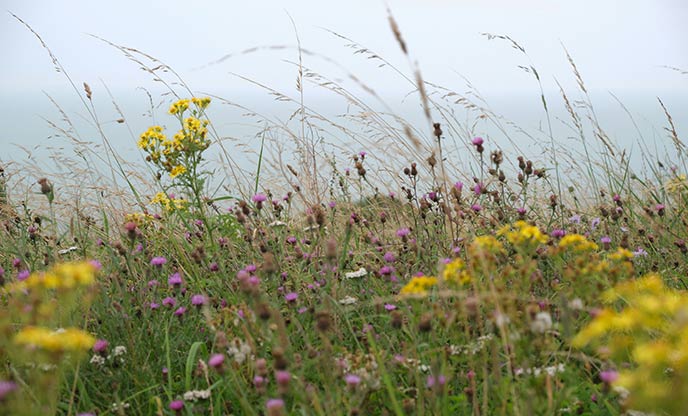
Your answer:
(227, 340), (252, 364)
(494, 313), (510, 328)
(339, 296), (358, 305)
(568, 298), (584, 310)
(58, 246), (79, 255)
(530, 312), (553, 334)
(418, 364), (431, 373)
(344, 268), (368, 279)
(90, 355), (106, 366)
(110, 402), (130, 411)
(114, 346), (127, 357)
(269, 221), (287, 227)
(183, 390), (211, 401)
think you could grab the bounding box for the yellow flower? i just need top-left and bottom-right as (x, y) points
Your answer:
(170, 165), (187, 178)
(192, 96), (211, 109)
(169, 98), (190, 115)
(665, 174), (687, 194)
(4, 262), (97, 293)
(471, 235), (504, 253)
(559, 234), (598, 252)
(608, 248), (634, 261)
(442, 258), (472, 285)
(497, 221), (548, 246)
(151, 192), (188, 212)
(14, 326), (96, 352)
(399, 275), (438, 297)
(138, 125), (165, 150)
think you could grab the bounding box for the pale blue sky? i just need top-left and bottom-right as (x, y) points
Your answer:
(1, 0), (687, 97)
(1, 0), (686, 168)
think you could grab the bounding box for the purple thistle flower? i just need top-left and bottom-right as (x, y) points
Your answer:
(0, 380), (17, 400)
(266, 398), (285, 411)
(162, 297), (176, 307)
(396, 228), (410, 238)
(590, 217), (601, 229)
(169, 400), (184, 411)
(89, 259), (102, 270)
(208, 353), (225, 369)
(93, 339), (108, 353)
(633, 247), (648, 257)
(599, 369), (618, 384)
(151, 256), (167, 267)
(379, 265), (394, 275)
(471, 204), (482, 212)
(454, 181), (463, 191)
(550, 229), (566, 238)
(191, 294), (207, 306)
(473, 183), (482, 196)
(17, 270), (30, 281)
(383, 252), (396, 263)
(252, 193), (267, 203)
(150, 302), (160, 310)
(168, 273), (183, 287)
(472, 136), (484, 146)
(253, 375), (266, 388)
(384, 303), (397, 311)
(174, 306), (187, 316)
(275, 370), (291, 386)
(284, 292), (298, 302)
(345, 374), (361, 387)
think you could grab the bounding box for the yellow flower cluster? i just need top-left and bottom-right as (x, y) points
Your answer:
(169, 98), (190, 115)
(558, 234), (599, 252)
(665, 174), (687, 194)
(573, 274), (688, 414)
(3, 261), (97, 294)
(399, 275), (438, 297)
(139, 98), (212, 180)
(471, 235), (505, 254)
(608, 247), (634, 261)
(151, 192), (188, 212)
(191, 97), (211, 109)
(497, 221), (548, 246)
(442, 258), (472, 285)
(14, 326), (95, 352)
(124, 212), (154, 227)
(137, 125), (166, 154)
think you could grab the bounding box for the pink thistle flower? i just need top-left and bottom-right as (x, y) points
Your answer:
(150, 256), (167, 267)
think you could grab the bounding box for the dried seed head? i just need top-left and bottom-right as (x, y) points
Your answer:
(418, 313), (432, 332)
(433, 123), (442, 139)
(315, 311), (332, 332)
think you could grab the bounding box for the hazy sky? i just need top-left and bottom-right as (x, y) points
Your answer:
(2, 0), (687, 99)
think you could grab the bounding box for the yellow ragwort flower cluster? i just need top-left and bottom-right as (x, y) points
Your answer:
(150, 192), (188, 212)
(14, 326), (96, 353)
(442, 258), (472, 285)
(497, 221), (549, 246)
(573, 273), (688, 414)
(138, 98), (212, 179)
(558, 234), (599, 252)
(399, 275), (439, 297)
(3, 261), (97, 294)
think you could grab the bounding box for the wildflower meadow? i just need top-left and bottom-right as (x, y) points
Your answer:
(2, 8), (688, 416)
